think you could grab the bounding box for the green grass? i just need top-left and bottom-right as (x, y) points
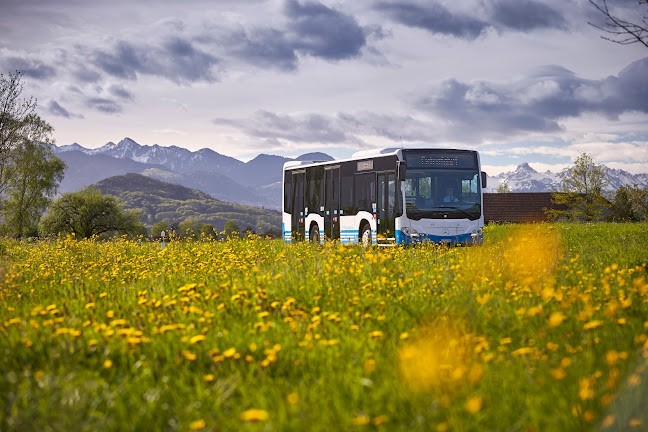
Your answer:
(1, 222), (647, 431)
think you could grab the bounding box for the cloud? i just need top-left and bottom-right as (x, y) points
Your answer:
(90, 38), (221, 84)
(3, 56), (57, 80)
(285, 0), (368, 60)
(213, 109), (440, 149)
(374, 0), (568, 39)
(85, 97), (122, 114)
(412, 57), (648, 140)
(46, 100), (83, 119)
(218, 0), (374, 70)
(108, 84), (133, 100)
(374, 2), (487, 39)
(490, 0), (568, 32)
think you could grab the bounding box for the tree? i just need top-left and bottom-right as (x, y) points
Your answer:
(178, 217), (200, 239)
(3, 140), (65, 237)
(547, 152), (610, 221)
(611, 185), (648, 221)
(1, 71), (65, 236)
(496, 181), (511, 193)
(588, 0), (648, 48)
(200, 223), (218, 240)
(151, 220), (168, 238)
(39, 187), (142, 238)
(223, 220), (240, 239)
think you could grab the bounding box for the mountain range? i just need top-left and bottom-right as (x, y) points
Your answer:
(485, 162), (648, 193)
(54, 138), (334, 210)
(53, 138), (648, 209)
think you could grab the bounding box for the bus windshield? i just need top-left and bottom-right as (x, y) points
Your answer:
(404, 168), (482, 221)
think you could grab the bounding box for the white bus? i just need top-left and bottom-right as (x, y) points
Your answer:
(282, 148), (486, 246)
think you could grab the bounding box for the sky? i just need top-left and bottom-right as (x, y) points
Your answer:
(1, 0), (647, 176)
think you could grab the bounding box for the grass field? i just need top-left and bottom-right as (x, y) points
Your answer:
(1, 223), (648, 431)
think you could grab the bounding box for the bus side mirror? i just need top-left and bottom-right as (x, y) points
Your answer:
(481, 171), (487, 188)
(398, 161), (406, 182)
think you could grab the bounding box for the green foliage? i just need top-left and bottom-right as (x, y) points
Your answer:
(93, 173), (281, 234)
(200, 223), (218, 240)
(547, 152), (610, 221)
(3, 141), (65, 237)
(0, 71), (65, 237)
(496, 181), (511, 193)
(223, 220), (240, 238)
(150, 220), (168, 238)
(178, 217), (200, 239)
(611, 185), (648, 221)
(39, 187), (142, 238)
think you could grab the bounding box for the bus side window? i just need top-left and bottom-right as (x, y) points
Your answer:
(341, 174), (354, 214)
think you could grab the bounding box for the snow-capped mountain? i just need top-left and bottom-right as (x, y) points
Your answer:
(57, 138), (244, 174)
(486, 163), (648, 193)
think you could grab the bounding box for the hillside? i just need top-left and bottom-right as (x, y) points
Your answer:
(93, 174), (281, 234)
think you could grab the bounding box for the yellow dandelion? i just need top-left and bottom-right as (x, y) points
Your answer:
(103, 359), (113, 369)
(548, 311), (566, 328)
(351, 415), (370, 426)
(629, 419), (643, 427)
(189, 334), (207, 344)
(203, 374), (215, 382)
(372, 415), (389, 426)
(189, 419), (206, 430)
(240, 409), (269, 422)
(286, 393), (299, 405)
(583, 320), (603, 330)
(223, 347), (237, 358)
(466, 396), (483, 413)
(182, 350), (197, 361)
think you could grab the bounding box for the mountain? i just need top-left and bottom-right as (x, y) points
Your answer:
(486, 163), (648, 193)
(56, 150), (167, 193)
(93, 174), (281, 234)
(53, 139), (334, 210)
(57, 138), (243, 174)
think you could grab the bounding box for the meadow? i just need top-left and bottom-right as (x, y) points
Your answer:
(1, 222), (647, 431)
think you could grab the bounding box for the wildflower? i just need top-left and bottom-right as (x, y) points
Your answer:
(583, 320), (603, 330)
(372, 415), (388, 425)
(203, 374), (215, 382)
(103, 359), (113, 369)
(286, 393), (299, 404)
(240, 409), (269, 422)
(189, 335), (206, 344)
(466, 396), (483, 413)
(189, 419), (206, 430)
(351, 415), (370, 426)
(548, 311), (566, 328)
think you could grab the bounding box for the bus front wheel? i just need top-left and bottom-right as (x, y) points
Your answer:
(309, 225), (321, 244)
(360, 224), (372, 247)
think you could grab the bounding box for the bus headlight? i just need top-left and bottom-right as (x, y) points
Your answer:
(471, 227), (483, 238)
(402, 227), (420, 237)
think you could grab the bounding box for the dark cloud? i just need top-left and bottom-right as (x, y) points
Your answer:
(85, 97), (122, 114)
(412, 57), (648, 139)
(374, 0), (569, 38)
(213, 109), (438, 147)
(108, 84), (133, 100)
(3, 57), (57, 80)
(47, 100), (72, 118)
(219, 1), (373, 70)
(214, 110), (358, 144)
(374, 2), (487, 39)
(286, 0), (367, 60)
(491, 0), (568, 31)
(225, 28), (299, 71)
(90, 38), (220, 84)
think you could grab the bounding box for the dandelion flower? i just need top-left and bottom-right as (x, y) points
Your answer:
(240, 409), (269, 422)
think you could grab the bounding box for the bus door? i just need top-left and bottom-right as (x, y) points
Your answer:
(377, 171), (396, 242)
(324, 166), (340, 240)
(291, 170), (306, 241)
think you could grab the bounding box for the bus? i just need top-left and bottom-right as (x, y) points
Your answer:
(282, 148), (487, 246)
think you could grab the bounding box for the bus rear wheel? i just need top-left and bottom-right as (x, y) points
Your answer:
(309, 225), (321, 244)
(360, 224), (372, 247)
